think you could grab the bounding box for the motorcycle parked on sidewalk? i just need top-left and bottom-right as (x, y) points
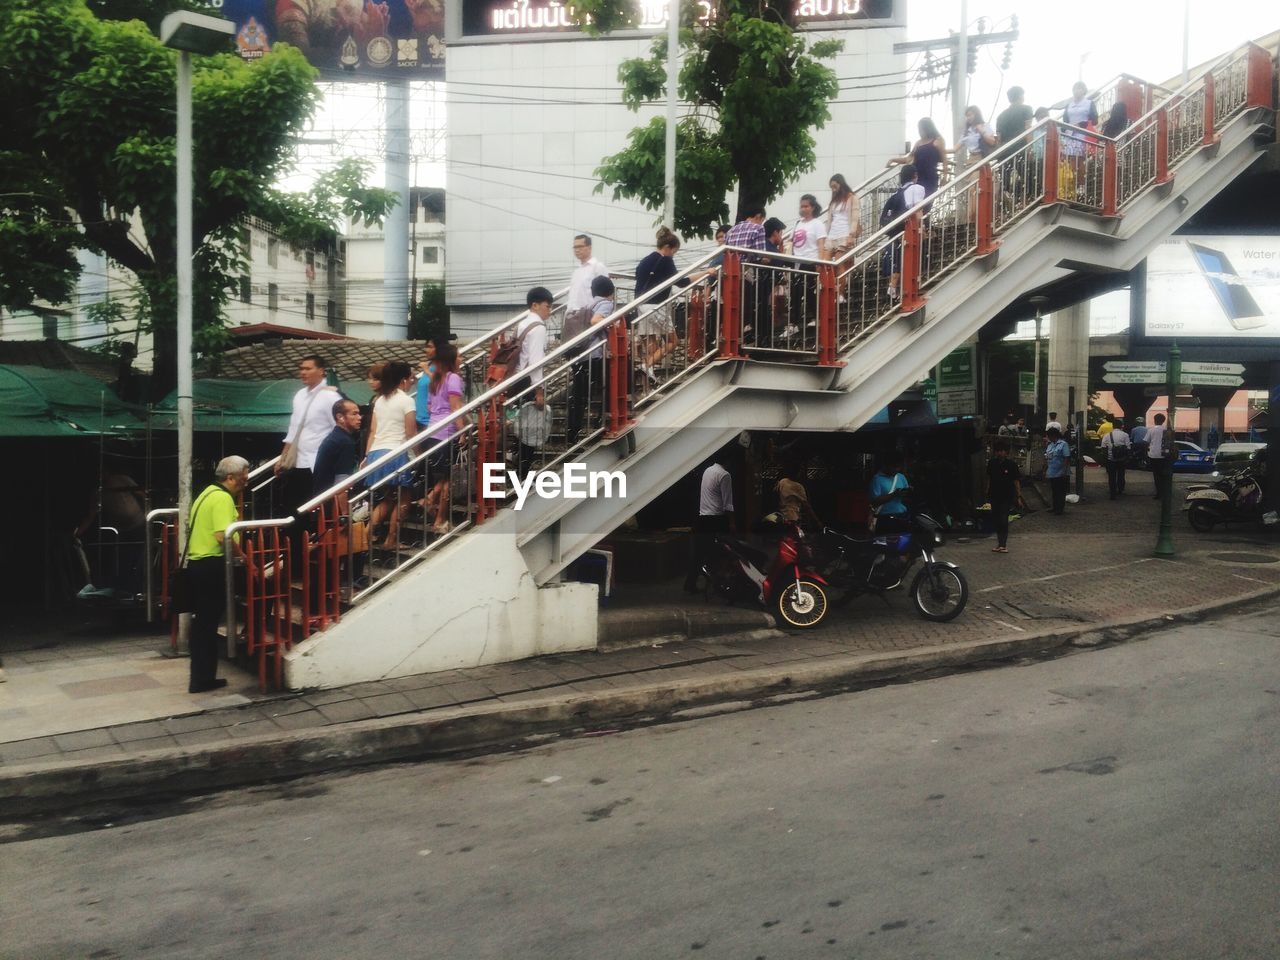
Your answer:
(817, 512), (968, 622)
(1184, 464), (1268, 532)
(702, 522), (830, 629)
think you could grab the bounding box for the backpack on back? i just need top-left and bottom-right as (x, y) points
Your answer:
(486, 320), (544, 386)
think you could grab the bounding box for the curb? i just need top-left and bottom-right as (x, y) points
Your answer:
(2, 585), (1276, 818)
(598, 606), (778, 650)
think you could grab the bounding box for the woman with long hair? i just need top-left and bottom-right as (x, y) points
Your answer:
(363, 360), (416, 550)
(954, 105), (997, 172)
(421, 343), (465, 536)
(887, 118), (947, 195)
(825, 173), (860, 259)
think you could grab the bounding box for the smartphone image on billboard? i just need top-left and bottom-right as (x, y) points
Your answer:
(1186, 241), (1267, 331)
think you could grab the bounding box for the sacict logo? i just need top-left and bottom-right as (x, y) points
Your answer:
(482, 463), (627, 511)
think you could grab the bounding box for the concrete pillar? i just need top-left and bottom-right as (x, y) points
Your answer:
(1109, 386), (1150, 425)
(1192, 387), (1234, 449)
(382, 77), (411, 340)
(1268, 364), (1280, 513)
(1046, 301), (1090, 427)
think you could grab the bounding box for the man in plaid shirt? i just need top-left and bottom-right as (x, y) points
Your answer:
(724, 205), (770, 343)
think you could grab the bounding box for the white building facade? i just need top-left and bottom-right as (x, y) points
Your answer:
(343, 187), (446, 339)
(441, 0), (907, 335)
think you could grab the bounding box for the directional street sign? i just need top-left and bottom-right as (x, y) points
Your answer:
(1181, 372), (1244, 387)
(1181, 362), (1245, 376)
(1103, 361), (1166, 373)
(1103, 371), (1167, 384)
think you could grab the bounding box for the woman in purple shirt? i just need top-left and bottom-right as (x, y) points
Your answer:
(422, 343), (465, 535)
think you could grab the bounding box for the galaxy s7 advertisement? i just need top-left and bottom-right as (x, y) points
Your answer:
(1145, 236), (1280, 339)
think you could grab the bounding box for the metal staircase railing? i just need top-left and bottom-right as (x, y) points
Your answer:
(165, 41), (1272, 688)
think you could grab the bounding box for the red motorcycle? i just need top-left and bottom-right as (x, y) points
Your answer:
(702, 522), (830, 628)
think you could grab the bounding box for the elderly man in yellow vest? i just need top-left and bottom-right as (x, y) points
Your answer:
(186, 456), (249, 693)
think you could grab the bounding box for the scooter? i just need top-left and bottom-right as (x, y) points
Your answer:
(817, 512), (968, 622)
(703, 522), (830, 628)
(1184, 464), (1268, 532)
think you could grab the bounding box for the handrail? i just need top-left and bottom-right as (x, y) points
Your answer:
(297, 247), (723, 515)
(248, 456), (279, 482)
(224, 516), (294, 658)
(145, 507), (179, 623)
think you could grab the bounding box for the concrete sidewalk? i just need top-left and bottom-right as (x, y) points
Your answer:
(2, 469), (1278, 814)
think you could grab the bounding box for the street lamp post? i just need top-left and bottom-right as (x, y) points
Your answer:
(160, 12), (234, 647)
(1154, 341), (1181, 557)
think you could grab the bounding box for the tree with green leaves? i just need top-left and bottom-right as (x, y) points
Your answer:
(581, 0), (841, 238)
(408, 281), (450, 343)
(0, 0), (397, 396)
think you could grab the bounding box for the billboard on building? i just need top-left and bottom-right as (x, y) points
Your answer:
(1145, 235), (1280, 340)
(220, 0), (445, 78)
(456, 0), (893, 39)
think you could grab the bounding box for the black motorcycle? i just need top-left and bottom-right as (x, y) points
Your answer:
(1184, 464), (1267, 532)
(818, 512), (968, 622)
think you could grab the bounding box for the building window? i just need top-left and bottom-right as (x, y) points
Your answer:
(326, 299), (339, 332)
(268, 283), (279, 312)
(42, 313), (58, 340)
(239, 276), (251, 304)
(305, 292), (315, 322)
(267, 238), (279, 268)
(422, 246), (440, 264)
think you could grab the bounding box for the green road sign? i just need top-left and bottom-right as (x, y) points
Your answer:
(937, 346), (975, 390)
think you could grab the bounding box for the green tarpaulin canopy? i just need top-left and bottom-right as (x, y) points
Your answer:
(0, 365), (146, 437)
(153, 379), (374, 434)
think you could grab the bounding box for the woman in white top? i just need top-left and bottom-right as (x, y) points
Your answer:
(954, 105), (997, 172)
(1061, 81), (1099, 189)
(363, 360), (417, 550)
(825, 173), (860, 259)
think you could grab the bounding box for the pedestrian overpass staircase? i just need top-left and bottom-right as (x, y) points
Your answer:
(175, 42), (1274, 690)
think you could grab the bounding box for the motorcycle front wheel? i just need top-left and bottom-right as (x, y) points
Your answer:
(1187, 502), (1218, 533)
(775, 579), (829, 629)
(911, 565), (968, 622)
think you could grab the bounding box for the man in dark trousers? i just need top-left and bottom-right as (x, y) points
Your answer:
(985, 439), (1024, 553)
(186, 456), (250, 693)
(312, 398), (363, 495)
(684, 452), (736, 593)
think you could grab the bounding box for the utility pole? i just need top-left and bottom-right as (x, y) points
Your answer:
(663, 0), (680, 229)
(895, 20), (1019, 146)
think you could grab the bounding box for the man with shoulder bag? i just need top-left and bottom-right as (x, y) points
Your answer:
(1101, 416), (1130, 499)
(181, 456), (249, 693)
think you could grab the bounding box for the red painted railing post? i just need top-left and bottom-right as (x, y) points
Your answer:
(1203, 72), (1216, 145)
(1117, 77), (1144, 130)
(474, 399), (500, 524)
(719, 251), (745, 359)
(900, 213), (926, 314)
(1101, 139), (1118, 217)
(1042, 123), (1060, 204)
(815, 263), (843, 367)
(688, 289), (706, 356)
(976, 164), (1000, 253)
(605, 319), (634, 437)
(1155, 107), (1171, 183)
(1246, 43), (1274, 108)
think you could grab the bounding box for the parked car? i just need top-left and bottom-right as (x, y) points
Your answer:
(1213, 442), (1267, 473)
(1172, 440), (1215, 473)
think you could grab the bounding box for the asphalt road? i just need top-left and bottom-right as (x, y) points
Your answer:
(4, 607), (1278, 960)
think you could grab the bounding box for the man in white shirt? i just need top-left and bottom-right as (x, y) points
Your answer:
(567, 234), (610, 316)
(1145, 412), (1170, 499)
(1100, 417), (1131, 499)
(684, 453), (736, 593)
(515, 286), (550, 411)
(274, 354), (338, 520)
